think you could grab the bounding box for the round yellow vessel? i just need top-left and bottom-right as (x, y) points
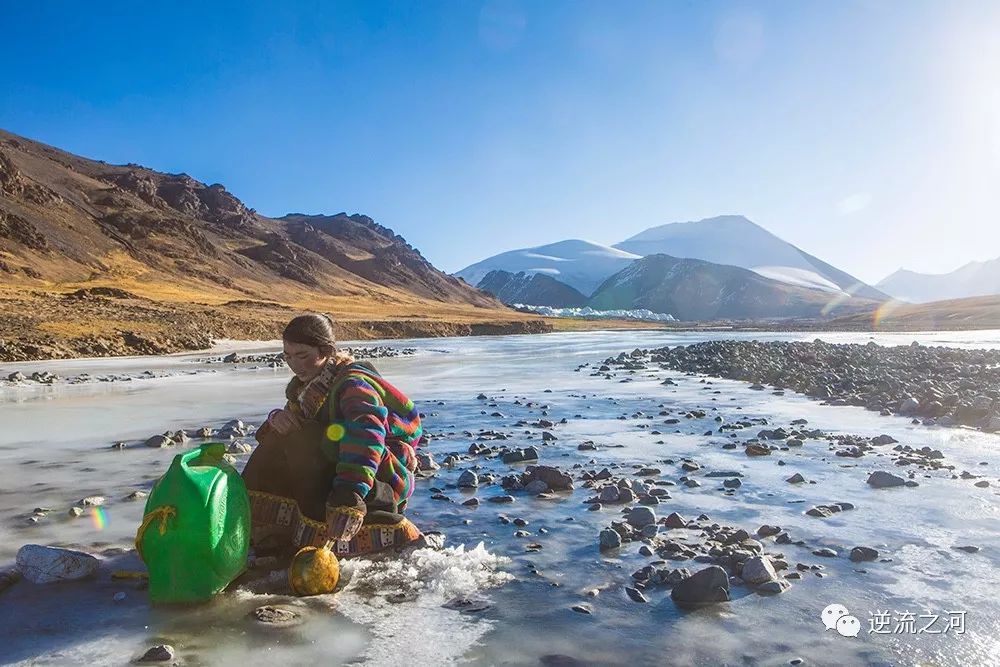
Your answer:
(288, 542), (340, 596)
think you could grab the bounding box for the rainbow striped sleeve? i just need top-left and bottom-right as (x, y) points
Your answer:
(333, 377), (389, 499)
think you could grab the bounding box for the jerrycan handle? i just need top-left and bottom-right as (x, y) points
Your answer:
(179, 442), (228, 469)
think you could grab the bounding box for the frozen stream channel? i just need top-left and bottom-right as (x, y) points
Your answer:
(1, 330), (999, 666)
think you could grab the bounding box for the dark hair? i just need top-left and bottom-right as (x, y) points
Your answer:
(282, 313), (337, 352)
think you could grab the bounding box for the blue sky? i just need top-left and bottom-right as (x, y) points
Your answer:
(2, 0), (998, 282)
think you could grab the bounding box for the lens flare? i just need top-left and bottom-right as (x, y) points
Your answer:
(326, 423), (346, 441)
(91, 507), (108, 531)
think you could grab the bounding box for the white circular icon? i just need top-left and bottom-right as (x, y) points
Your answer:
(837, 615), (862, 637)
(822, 603), (850, 630)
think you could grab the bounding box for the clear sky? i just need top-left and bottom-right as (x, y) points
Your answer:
(2, 1), (998, 283)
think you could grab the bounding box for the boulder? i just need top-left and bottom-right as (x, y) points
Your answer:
(16, 545), (100, 584)
(867, 471), (906, 488)
(670, 566), (731, 607)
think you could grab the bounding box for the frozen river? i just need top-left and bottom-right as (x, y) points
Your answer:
(1, 329), (999, 666)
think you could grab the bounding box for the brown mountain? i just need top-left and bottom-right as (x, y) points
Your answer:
(0, 129), (548, 360)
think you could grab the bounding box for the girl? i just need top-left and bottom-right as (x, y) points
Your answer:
(242, 313), (423, 559)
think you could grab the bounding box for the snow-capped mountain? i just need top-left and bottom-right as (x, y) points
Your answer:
(613, 215), (887, 301)
(876, 257), (1000, 303)
(455, 239), (641, 296)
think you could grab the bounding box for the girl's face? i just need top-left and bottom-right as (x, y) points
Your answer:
(283, 340), (330, 381)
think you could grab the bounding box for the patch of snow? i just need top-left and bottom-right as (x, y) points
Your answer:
(750, 266), (846, 294)
(514, 304), (676, 322)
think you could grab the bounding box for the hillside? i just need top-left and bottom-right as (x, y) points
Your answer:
(475, 270), (588, 307)
(588, 254), (878, 321)
(0, 129), (548, 360)
(614, 215), (888, 300)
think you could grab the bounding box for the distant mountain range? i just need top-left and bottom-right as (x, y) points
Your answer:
(457, 215), (887, 320)
(876, 257), (1000, 303)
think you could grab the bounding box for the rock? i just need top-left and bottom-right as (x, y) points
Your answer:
(68, 507), (84, 517)
(786, 473), (806, 484)
(143, 434), (172, 448)
(757, 579), (791, 595)
(571, 604), (593, 614)
(524, 480), (549, 494)
(488, 495), (515, 504)
(462, 497), (480, 507)
(599, 529), (622, 550)
(16, 545), (100, 583)
(625, 586), (648, 603)
(812, 548), (838, 558)
(7, 371), (26, 382)
(806, 506), (835, 518)
(251, 605), (301, 625)
(670, 565), (730, 607)
(627, 507), (656, 529)
(524, 465), (574, 491)
(226, 441), (253, 454)
(458, 470), (479, 488)
(80, 496), (105, 506)
(849, 546), (879, 562)
(0, 569), (21, 594)
(756, 525), (782, 538)
(741, 556), (778, 585)
(723, 478), (742, 489)
(745, 444), (771, 456)
(417, 452), (440, 471)
(124, 491), (148, 501)
(599, 486), (621, 503)
(136, 645), (175, 663)
(502, 447), (539, 464)
(618, 487), (637, 502)
(664, 512), (688, 528)
(867, 471), (907, 488)
(952, 545), (980, 553)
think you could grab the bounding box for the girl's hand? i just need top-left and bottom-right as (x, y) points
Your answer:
(267, 408), (301, 435)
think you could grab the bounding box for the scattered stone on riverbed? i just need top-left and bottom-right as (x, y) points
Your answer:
(0, 569), (21, 594)
(849, 546), (879, 562)
(952, 545), (981, 554)
(135, 644), (175, 663)
(143, 434), (172, 448)
(16, 544), (100, 583)
(867, 471), (907, 488)
(599, 528), (622, 550)
(670, 565), (730, 607)
(502, 447), (539, 464)
(252, 605), (302, 625)
(604, 340), (1000, 432)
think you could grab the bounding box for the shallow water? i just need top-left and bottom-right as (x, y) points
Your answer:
(2, 330), (1000, 666)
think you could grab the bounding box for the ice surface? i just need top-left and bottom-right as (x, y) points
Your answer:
(2, 329), (999, 665)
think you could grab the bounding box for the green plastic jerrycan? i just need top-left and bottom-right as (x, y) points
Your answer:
(136, 442), (250, 603)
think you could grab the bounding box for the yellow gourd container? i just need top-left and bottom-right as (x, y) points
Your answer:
(288, 540), (340, 596)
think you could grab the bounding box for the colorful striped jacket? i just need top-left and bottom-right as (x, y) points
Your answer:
(321, 362), (422, 511)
